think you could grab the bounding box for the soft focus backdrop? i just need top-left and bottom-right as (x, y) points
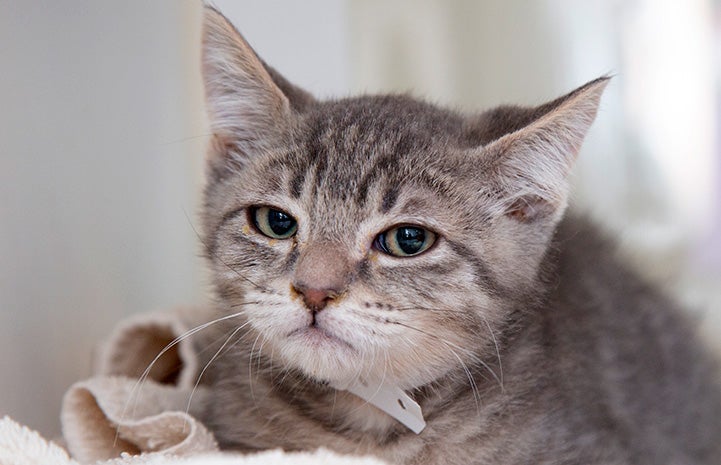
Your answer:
(2, 0), (720, 437)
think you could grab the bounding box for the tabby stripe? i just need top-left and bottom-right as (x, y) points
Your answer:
(288, 167), (308, 199)
(207, 207), (245, 257)
(283, 243), (300, 272)
(356, 154), (394, 207)
(445, 239), (499, 293)
(380, 186), (399, 213)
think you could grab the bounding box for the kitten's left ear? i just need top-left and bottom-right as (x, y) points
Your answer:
(479, 77), (609, 222)
(202, 6), (314, 164)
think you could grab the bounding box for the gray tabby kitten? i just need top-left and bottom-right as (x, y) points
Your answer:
(198, 6), (721, 465)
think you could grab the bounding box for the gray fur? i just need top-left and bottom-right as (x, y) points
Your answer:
(198, 6), (721, 464)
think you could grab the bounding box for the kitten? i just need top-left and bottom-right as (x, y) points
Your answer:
(198, 6), (721, 464)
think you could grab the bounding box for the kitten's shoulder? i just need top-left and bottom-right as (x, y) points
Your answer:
(551, 212), (654, 289)
(549, 211), (687, 332)
(543, 212), (721, 460)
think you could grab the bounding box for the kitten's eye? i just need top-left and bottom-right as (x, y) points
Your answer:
(251, 206), (297, 239)
(375, 226), (436, 257)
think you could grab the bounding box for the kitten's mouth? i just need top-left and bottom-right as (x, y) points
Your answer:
(288, 325), (354, 351)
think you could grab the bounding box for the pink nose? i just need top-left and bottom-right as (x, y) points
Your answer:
(293, 285), (337, 313)
(292, 243), (351, 314)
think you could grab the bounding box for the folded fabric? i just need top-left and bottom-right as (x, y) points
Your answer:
(0, 306), (389, 465)
(0, 415), (386, 465)
(61, 376), (216, 462)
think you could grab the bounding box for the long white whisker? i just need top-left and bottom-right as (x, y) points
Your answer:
(390, 320), (503, 389)
(448, 347), (481, 417)
(481, 316), (504, 391)
(130, 310), (249, 409)
(115, 307), (251, 447)
(183, 321), (251, 429)
(248, 332), (263, 404)
(256, 335), (268, 375)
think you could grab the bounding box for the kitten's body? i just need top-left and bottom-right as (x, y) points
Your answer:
(204, 215), (721, 464)
(198, 7), (721, 464)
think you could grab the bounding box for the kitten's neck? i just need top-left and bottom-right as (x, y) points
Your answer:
(262, 364), (409, 439)
(255, 354), (506, 441)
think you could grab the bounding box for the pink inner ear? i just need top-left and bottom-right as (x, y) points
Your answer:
(505, 195), (555, 222)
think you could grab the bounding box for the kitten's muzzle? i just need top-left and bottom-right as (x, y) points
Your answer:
(292, 242), (352, 313)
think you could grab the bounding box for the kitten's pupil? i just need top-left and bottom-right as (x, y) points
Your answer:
(252, 206), (297, 239)
(377, 226), (436, 257)
(396, 227), (425, 254)
(268, 210), (294, 235)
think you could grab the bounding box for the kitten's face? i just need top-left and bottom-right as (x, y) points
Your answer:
(201, 7), (606, 389)
(206, 97), (509, 387)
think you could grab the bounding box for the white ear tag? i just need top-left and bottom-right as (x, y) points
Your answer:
(333, 379), (426, 434)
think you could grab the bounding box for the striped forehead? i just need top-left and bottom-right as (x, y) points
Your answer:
(254, 146), (403, 217)
(244, 96), (469, 233)
(250, 146), (463, 236)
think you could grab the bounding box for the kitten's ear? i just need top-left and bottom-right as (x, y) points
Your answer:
(480, 77), (609, 222)
(202, 6), (314, 163)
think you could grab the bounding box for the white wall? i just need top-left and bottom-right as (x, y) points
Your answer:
(212, 0), (350, 98)
(0, 1), (206, 437)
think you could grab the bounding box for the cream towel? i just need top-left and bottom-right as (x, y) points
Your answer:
(0, 307), (389, 465)
(0, 416), (385, 465)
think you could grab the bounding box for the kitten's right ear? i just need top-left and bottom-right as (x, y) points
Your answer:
(202, 6), (312, 164)
(477, 77), (609, 223)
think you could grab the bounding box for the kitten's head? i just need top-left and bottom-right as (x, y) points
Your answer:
(200, 7), (607, 389)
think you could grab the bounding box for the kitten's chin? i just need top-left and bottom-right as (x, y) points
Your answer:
(273, 322), (456, 389)
(277, 326), (364, 383)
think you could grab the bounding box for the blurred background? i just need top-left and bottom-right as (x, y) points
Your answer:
(1, 0), (720, 437)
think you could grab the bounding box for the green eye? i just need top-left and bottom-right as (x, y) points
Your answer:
(375, 225), (436, 257)
(251, 206), (297, 239)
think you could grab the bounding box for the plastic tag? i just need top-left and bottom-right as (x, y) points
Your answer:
(333, 379), (426, 434)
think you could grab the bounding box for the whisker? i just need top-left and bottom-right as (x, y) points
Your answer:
(268, 344), (275, 376)
(396, 329), (481, 416)
(388, 305), (470, 314)
(273, 365), (295, 390)
(219, 325), (255, 359)
(183, 321), (251, 430)
(248, 332), (263, 404)
(115, 306), (252, 447)
(447, 347), (482, 417)
(397, 334), (443, 400)
(481, 316), (504, 391)
(132, 310), (250, 399)
(256, 336), (268, 375)
(388, 320), (503, 390)
(330, 386), (338, 423)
